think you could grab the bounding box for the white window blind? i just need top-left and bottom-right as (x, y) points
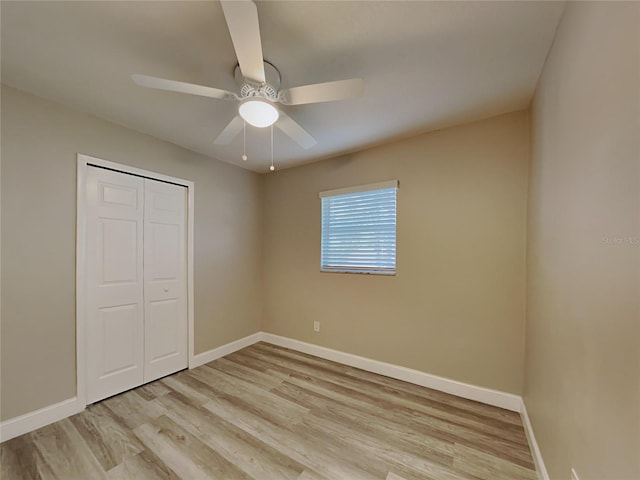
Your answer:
(320, 181), (397, 275)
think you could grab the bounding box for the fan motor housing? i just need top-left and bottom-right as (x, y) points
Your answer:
(234, 60), (281, 100)
(240, 82), (278, 101)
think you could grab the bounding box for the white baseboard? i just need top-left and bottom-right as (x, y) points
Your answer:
(1, 332), (263, 443)
(260, 333), (522, 412)
(190, 331), (263, 369)
(520, 400), (549, 480)
(1, 331), (529, 446)
(0, 396), (84, 443)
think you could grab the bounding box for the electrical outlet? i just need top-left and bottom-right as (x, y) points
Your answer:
(313, 321), (320, 332)
(571, 468), (580, 480)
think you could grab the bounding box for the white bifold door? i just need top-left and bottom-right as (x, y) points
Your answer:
(85, 166), (187, 404)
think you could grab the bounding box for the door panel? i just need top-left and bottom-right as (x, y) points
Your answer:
(148, 299), (180, 360)
(150, 223), (180, 279)
(86, 167), (144, 403)
(100, 304), (139, 375)
(143, 178), (188, 382)
(101, 219), (138, 283)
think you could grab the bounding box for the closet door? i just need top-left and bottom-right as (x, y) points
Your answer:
(143, 178), (188, 382)
(86, 167), (145, 403)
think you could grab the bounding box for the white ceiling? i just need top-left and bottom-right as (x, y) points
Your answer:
(1, 1), (564, 173)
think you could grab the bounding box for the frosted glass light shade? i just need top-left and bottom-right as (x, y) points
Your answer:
(238, 98), (279, 128)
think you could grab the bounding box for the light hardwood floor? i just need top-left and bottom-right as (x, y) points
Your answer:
(1, 342), (538, 480)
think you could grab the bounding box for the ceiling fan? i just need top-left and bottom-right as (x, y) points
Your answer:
(132, 0), (364, 151)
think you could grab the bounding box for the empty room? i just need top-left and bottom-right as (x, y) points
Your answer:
(1, 1), (638, 479)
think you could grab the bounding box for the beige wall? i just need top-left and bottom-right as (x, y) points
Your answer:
(263, 111), (529, 394)
(525, 3), (640, 479)
(0, 86), (263, 420)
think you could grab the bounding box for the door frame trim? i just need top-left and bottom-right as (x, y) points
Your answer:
(76, 154), (195, 407)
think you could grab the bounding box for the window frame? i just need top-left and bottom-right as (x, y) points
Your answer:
(319, 180), (398, 276)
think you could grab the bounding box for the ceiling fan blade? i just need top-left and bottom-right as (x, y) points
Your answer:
(276, 112), (317, 150)
(214, 115), (245, 145)
(132, 74), (236, 100)
(278, 78), (364, 106)
(220, 0), (265, 84)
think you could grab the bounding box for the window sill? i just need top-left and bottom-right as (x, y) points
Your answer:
(320, 268), (396, 276)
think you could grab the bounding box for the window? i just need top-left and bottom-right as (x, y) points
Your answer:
(320, 180), (397, 275)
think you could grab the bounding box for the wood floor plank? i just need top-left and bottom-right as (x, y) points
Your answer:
(190, 363), (310, 425)
(298, 408), (469, 480)
(30, 419), (106, 479)
(249, 344), (527, 448)
(135, 381), (171, 401)
(345, 364), (522, 427)
(1, 433), (55, 480)
(69, 403), (144, 471)
(256, 342), (522, 427)
(271, 380), (455, 464)
(2, 343), (538, 480)
(386, 472), (412, 480)
(155, 391), (306, 480)
(208, 356), (284, 391)
(201, 393), (382, 480)
(101, 390), (164, 430)
(160, 371), (216, 405)
(106, 449), (181, 480)
(239, 347), (534, 469)
(143, 414), (255, 480)
(297, 469), (330, 480)
(453, 443), (538, 480)
(133, 420), (214, 479)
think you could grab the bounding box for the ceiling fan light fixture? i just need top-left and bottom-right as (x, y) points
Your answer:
(238, 97), (279, 128)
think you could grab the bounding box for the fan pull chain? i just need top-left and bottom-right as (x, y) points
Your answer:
(269, 124), (275, 171)
(241, 120), (247, 161)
